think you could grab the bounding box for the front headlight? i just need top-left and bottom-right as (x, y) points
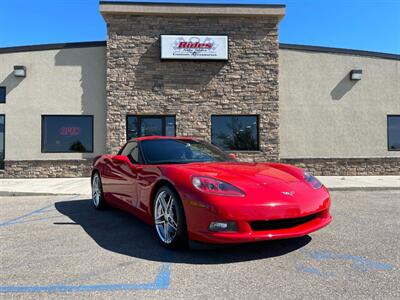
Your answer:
(304, 171), (323, 189)
(191, 176), (245, 197)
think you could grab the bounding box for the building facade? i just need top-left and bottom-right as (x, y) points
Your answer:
(0, 2), (399, 178)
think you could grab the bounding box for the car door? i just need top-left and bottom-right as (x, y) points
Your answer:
(107, 142), (141, 207)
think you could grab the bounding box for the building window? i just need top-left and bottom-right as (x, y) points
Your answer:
(126, 115), (176, 140)
(0, 115), (4, 169)
(211, 115), (259, 151)
(0, 87), (5, 103)
(42, 115), (94, 153)
(388, 115), (400, 151)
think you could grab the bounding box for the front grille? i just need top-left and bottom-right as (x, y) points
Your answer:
(250, 213), (318, 231)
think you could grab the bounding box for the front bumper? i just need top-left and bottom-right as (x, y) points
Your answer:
(183, 193), (332, 244)
(189, 210), (332, 244)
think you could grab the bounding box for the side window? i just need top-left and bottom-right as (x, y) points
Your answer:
(120, 142), (139, 164)
(130, 146), (139, 163)
(121, 142), (136, 156)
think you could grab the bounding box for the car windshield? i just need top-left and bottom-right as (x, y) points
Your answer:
(140, 139), (234, 164)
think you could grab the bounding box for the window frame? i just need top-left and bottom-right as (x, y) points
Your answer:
(0, 86), (6, 104)
(211, 114), (260, 152)
(387, 114), (400, 152)
(125, 115), (176, 141)
(41, 115), (94, 153)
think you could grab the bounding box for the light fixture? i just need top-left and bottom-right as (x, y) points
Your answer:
(350, 69), (362, 81)
(14, 65), (26, 77)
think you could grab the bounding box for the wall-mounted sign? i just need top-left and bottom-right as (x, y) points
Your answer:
(59, 127), (81, 136)
(161, 35), (228, 60)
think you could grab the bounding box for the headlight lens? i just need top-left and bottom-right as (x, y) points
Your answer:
(304, 171), (323, 189)
(191, 176), (245, 197)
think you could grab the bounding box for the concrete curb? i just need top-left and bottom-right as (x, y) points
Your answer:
(0, 192), (90, 197)
(328, 187), (400, 192)
(1, 188), (399, 197)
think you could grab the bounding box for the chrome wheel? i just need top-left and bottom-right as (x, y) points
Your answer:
(154, 190), (178, 244)
(92, 174), (101, 207)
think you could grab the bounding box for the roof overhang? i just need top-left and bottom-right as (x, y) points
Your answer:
(100, 1), (286, 22)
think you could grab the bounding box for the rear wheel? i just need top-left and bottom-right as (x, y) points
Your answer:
(92, 172), (107, 210)
(153, 186), (188, 249)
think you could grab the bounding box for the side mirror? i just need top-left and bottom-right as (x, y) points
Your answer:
(228, 153), (237, 160)
(112, 155), (131, 164)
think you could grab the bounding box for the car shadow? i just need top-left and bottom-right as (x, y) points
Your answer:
(55, 199), (311, 265)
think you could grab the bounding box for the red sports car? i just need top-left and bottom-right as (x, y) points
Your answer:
(91, 136), (332, 249)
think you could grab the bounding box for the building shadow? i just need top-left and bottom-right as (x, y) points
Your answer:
(330, 73), (357, 100)
(54, 47), (107, 158)
(55, 199), (311, 264)
(0, 72), (25, 95)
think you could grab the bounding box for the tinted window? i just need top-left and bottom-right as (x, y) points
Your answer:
(127, 116), (176, 140)
(141, 118), (163, 136)
(0, 87), (5, 103)
(388, 115), (400, 151)
(42, 116), (93, 153)
(140, 139), (233, 164)
(211, 115), (259, 151)
(0, 115), (4, 169)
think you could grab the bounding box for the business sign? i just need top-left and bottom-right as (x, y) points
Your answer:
(161, 35), (228, 60)
(59, 127), (81, 136)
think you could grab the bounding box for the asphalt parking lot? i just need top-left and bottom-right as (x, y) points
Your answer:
(1, 190), (399, 299)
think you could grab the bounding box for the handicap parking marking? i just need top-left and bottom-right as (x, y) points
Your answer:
(0, 194), (80, 228)
(297, 249), (393, 276)
(0, 264), (171, 293)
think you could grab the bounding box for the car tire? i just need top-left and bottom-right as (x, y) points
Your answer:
(91, 172), (107, 210)
(153, 185), (188, 249)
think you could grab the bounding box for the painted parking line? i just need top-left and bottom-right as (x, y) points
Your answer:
(297, 249), (393, 276)
(0, 264), (171, 293)
(308, 250), (393, 272)
(0, 195), (79, 228)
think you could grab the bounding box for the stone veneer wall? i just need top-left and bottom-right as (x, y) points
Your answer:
(104, 14), (280, 162)
(281, 158), (400, 176)
(0, 157), (398, 178)
(0, 160), (93, 178)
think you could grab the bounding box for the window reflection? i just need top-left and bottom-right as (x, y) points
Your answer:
(388, 115), (400, 151)
(127, 116), (176, 140)
(42, 116), (93, 153)
(211, 115), (258, 151)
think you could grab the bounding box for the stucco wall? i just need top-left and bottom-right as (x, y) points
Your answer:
(279, 49), (400, 159)
(0, 46), (107, 161)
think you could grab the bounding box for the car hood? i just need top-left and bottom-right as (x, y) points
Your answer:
(167, 162), (302, 188)
(161, 162), (329, 217)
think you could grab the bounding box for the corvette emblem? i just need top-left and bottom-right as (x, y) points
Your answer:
(282, 191), (295, 196)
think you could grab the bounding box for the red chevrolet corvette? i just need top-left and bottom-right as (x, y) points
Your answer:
(92, 136), (332, 249)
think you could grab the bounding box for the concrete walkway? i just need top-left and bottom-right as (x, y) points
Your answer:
(0, 176), (399, 196)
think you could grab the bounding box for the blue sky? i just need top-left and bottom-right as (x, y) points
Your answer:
(0, 0), (399, 54)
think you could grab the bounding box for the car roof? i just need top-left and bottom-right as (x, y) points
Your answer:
(128, 136), (199, 142)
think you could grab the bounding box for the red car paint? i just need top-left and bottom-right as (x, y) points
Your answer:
(93, 136), (332, 244)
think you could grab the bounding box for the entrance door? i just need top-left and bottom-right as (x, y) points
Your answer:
(126, 115), (176, 140)
(141, 117), (163, 136)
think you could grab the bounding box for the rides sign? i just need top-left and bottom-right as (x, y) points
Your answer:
(160, 35), (228, 60)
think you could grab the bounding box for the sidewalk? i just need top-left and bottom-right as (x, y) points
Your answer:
(0, 176), (399, 196)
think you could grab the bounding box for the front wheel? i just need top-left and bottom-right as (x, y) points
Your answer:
(153, 186), (188, 249)
(92, 172), (107, 210)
